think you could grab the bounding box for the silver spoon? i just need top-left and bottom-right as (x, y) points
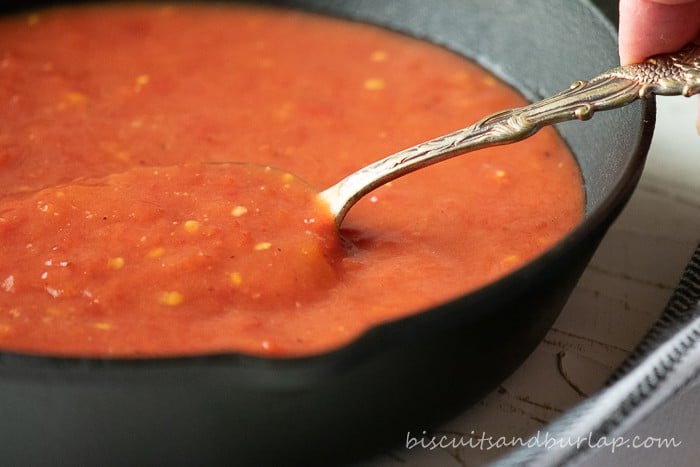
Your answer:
(319, 43), (700, 227)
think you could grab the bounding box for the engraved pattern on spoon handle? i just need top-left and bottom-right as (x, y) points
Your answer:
(321, 44), (700, 226)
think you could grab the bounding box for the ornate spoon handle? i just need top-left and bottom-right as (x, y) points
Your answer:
(320, 43), (700, 226)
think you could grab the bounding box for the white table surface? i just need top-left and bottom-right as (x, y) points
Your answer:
(359, 96), (700, 466)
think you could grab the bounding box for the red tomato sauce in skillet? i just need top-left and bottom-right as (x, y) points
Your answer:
(0, 3), (584, 357)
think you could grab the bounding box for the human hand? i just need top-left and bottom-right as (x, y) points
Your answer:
(619, 0), (700, 65)
(619, 0), (700, 131)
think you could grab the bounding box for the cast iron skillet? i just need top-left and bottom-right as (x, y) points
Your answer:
(0, 1), (652, 466)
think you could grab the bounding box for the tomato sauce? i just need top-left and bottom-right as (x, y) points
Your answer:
(0, 3), (584, 357)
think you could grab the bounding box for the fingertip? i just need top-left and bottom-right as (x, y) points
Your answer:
(618, 0), (644, 64)
(618, 0), (700, 64)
